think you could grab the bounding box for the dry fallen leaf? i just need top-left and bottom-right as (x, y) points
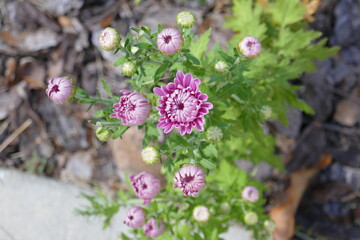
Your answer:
(269, 154), (332, 240)
(301, 0), (321, 23)
(109, 127), (165, 186)
(333, 88), (360, 127)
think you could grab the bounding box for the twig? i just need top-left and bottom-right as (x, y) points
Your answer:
(0, 119), (32, 153)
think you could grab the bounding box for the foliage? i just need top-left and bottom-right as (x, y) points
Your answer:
(74, 0), (338, 239)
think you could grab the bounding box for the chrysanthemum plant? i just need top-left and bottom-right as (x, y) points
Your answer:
(46, 1), (339, 239)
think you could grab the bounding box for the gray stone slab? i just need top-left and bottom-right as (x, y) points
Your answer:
(0, 168), (251, 240)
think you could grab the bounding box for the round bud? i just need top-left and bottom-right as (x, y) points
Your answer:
(244, 212), (258, 225)
(96, 126), (111, 142)
(264, 220), (276, 232)
(238, 36), (261, 58)
(46, 77), (75, 104)
(242, 186), (259, 203)
(122, 62), (136, 76)
(141, 146), (160, 165)
(206, 126), (223, 143)
(220, 202), (231, 213)
(99, 27), (121, 51)
(261, 106), (272, 120)
(176, 11), (196, 28)
(193, 206), (210, 222)
(214, 61), (229, 74)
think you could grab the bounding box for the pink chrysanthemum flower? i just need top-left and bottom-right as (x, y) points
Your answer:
(130, 172), (160, 205)
(173, 165), (206, 197)
(110, 90), (150, 126)
(153, 71), (213, 135)
(238, 36), (262, 58)
(46, 77), (74, 104)
(124, 206), (145, 228)
(157, 28), (183, 55)
(143, 218), (165, 238)
(242, 186), (259, 203)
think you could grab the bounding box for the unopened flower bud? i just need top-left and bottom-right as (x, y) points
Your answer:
(131, 46), (139, 54)
(122, 62), (136, 76)
(238, 36), (261, 58)
(176, 11), (196, 28)
(193, 206), (210, 222)
(141, 146), (160, 165)
(46, 77), (74, 104)
(214, 61), (229, 74)
(124, 206), (145, 228)
(220, 202), (231, 213)
(242, 186), (259, 203)
(96, 126), (111, 141)
(264, 220), (276, 232)
(157, 28), (183, 55)
(206, 126), (223, 143)
(99, 27), (121, 51)
(143, 218), (165, 238)
(261, 106), (272, 120)
(244, 212), (258, 225)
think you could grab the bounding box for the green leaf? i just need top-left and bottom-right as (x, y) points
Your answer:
(190, 29), (211, 60)
(184, 53), (200, 65)
(267, 0), (306, 27)
(92, 110), (104, 118)
(154, 61), (171, 80)
(113, 56), (127, 67)
(101, 79), (114, 98)
(224, 0), (267, 42)
(112, 126), (130, 139)
(203, 144), (218, 158)
(199, 158), (216, 170)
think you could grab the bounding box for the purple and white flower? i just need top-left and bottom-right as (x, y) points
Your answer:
(46, 77), (74, 104)
(157, 28), (183, 55)
(238, 36), (262, 58)
(130, 172), (160, 205)
(153, 71), (213, 135)
(143, 218), (165, 238)
(241, 186), (259, 203)
(173, 165), (206, 197)
(110, 90), (150, 126)
(124, 206), (145, 228)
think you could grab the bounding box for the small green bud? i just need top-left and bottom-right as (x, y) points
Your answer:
(141, 146), (160, 165)
(176, 11), (196, 28)
(220, 202), (231, 213)
(122, 62), (136, 76)
(99, 27), (121, 51)
(206, 126), (223, 143)
(244, 212), (258, 225)
(261, 106), (272, 120)
(264, 220), (276, 232)
(96, 127), (111, 141)
(214, 61), (229, 74)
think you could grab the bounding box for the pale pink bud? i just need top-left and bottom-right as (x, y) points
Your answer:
(130, 172), (160, 205)
(242, 186), (259, 203)
(46, 77), (74, 104)
(99, 27), (121, 51)
(173, 165), (206, 197)
(193, 206), (210, 222)
(238, 36), (262, 58)
(157, 28), (183, 55)
(123, 206), (145, 228)
(143, 218), (165, 238)
(110, 90), (150, 126)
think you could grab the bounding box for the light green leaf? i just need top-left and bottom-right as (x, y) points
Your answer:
(190, 29), (211, 60)
(267, 0), (306, 27)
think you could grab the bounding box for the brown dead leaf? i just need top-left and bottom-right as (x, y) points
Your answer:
(269, 154), (332, 240)
(333, 87), (360, 127)
(109, 127), (165, 186)
(301, 0), (321, 23)
(58, 15), (74, 28)
(257, 0), (269, 8)
(19, 57), (46, 89)
(100, 15), (113, 28)
(5, 58), (17, 87)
